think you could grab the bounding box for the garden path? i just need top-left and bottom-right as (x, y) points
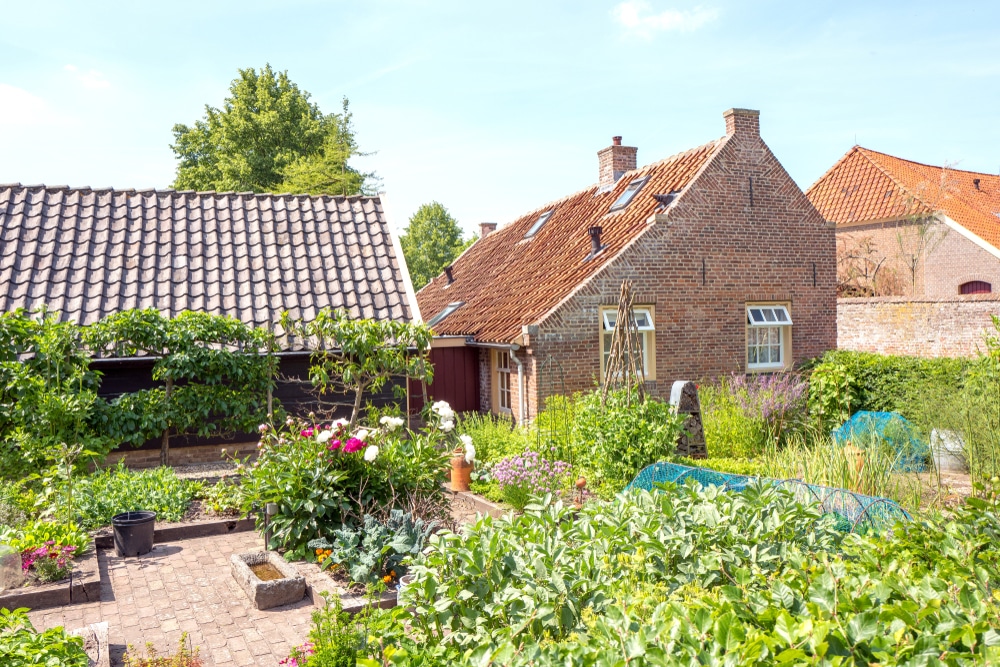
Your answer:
(28, 531), (313, 667)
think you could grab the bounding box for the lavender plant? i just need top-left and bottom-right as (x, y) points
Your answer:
(492, 451), (571, 510)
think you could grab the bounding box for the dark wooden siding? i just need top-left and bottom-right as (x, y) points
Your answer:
(410, 346), (480, 414)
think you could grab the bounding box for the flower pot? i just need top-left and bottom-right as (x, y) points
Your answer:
(112, 511), (156, 557)
(451, 449), (472, 492)
(397, 573), (416, 600)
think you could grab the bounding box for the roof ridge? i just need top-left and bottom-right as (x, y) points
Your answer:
(0, 183), (379, 201)
(858, 146), (1000, 179)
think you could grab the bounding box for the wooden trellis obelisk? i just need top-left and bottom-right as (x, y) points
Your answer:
(602, 280), (646, 405)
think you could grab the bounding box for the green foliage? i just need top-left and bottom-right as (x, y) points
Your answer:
(198, 478), (244, 516)
(0, 520), (89, 556)
(0, 481), (35, 530)
(0, 608), (89, 667)
(239, 416), (449, 559)
(308, 594), (362, 667)
(670, 456), (767, 477)
(87, 308), (278, 464)
(364, 483), (1000, 666)
(399, 202), (474, 290)
(700, 381), (771, 459)
(123, 633), (201, 667)
(73, 463), (198, 529)
(171, 64), (370, 195)
(307, 510), (434, 585)
(282, 308), (433, 426)
(468, 479), (504, 504)
(700, 374), (808, 459)
(572, 390), (685, 491)
(455, 413), (530, 465)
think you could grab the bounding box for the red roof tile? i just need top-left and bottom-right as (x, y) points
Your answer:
(807, 147), (1000, 250)
(416, 140), (723, 343)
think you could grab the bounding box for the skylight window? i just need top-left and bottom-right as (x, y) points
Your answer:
(609, 176), (649, 212)
(746, 305), (792, 327)
(524, 210), (553, 239)
(427, 302), (464, 327)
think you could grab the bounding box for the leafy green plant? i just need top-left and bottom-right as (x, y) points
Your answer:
(73, 463), (198, 529)
(670, 455), (767, 477)
(456, 412), (531, 465)
(0, 607), (89, 667)
(300, 593), (362, 667)
(0, 520), (89, 557)
(0, 480), (35, 530)
(197, 478), (244, 516)
(307, 510), (434, 585)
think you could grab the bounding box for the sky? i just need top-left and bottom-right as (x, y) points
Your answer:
(2, 1), (999, 237)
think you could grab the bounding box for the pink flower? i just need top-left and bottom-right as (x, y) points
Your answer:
(300, 427), (314, 438)
(327, 439), (342, 451)
(342, 437), (364, 454)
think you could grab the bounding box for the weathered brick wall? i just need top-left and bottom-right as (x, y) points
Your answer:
(528, 116), (837, 418)
(837, 296), (1000, 358)
(835, 218), (1000, 298)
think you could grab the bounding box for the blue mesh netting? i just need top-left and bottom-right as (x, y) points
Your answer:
(831, 411), (929, 472)
(626, 461), (911, 535)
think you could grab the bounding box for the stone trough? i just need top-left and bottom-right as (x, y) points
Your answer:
(230, 551), (306, 610)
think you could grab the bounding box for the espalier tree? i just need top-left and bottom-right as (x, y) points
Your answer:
(281, 308), (433, 427)
(86, 309), (279, 466)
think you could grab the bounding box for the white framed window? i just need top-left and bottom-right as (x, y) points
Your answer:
(496, 350), (511, 412)
(601, 307), (655, 379)
(746, 305), (792, 371)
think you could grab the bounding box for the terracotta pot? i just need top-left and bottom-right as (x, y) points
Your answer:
(451, 448), (473, 492)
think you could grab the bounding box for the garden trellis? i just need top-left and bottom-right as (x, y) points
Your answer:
(602, 280), (646, 405)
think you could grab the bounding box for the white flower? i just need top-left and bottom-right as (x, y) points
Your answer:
(332, 418), (350, 429)
(355, 429), (370, 441)
(431, 400), (455, 421)
(380, 415), (405, 430)
(286, 416), (295, 426)
(316, 430), (333, 444)
(258, 423), (268, 433)
(439, 419), (455, 433)
(459, 434), (473, 448)
(364, 445), (379, 462)
(464, 443), (476, 464)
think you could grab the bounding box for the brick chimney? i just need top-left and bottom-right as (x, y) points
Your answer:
(479, 222), (497, 238)
(598, 136), (637, 189)
(723, 108), (760, 138)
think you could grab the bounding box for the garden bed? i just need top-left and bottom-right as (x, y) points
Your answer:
(92, 513), (254, 550)
(0, 539), (100, 612)
(293, 558), (398, 615)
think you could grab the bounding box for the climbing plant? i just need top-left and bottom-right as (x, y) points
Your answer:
(280, 308), (433, 426)
(86, 309), (279, 465)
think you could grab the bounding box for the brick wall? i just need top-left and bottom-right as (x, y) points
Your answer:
(527, 117), (837, 418)
(835, 217), (1000, 298)
(103, 442), (259, 469)
(837, 296), (1000, 357)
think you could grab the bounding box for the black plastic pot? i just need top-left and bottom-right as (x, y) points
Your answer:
(112, 511), (156, 557)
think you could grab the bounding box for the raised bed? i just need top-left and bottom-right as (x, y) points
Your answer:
(93, 516), (255, 549)
(0, 540), (100, 612)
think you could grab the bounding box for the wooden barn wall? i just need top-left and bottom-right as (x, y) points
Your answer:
(91, 354), (406, 451)
(409, 346), (480, 414)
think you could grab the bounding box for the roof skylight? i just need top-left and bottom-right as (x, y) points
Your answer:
(524, 210), (553, 239)
(609, 176), (649, 212)
(427, 302), (464, 327)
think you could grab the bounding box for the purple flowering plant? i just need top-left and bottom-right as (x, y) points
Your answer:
(493, 451), (572, 510)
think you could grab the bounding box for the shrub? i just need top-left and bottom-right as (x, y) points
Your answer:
(0, 607), (89, 667)
(0, 481), (35, 530)
(239, 412), (450, 559)
(701, 373), (807, 458)
(0, 520), (89, 557)
(73, 463), (198, 529)
(571, 389), (685, 491)
(455, 412), (531, 465)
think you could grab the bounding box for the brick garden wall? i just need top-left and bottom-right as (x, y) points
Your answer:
(525, 117), (837, 419)
(837, 296), (1000, 358)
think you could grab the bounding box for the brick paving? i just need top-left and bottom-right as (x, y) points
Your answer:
(29, 532), (314, 667)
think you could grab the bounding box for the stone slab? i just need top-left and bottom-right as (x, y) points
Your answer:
(70, 621), (110, 667)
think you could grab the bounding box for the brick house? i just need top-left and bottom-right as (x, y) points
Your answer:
(806, 147), (1000, 358)
(807, 146), (1000, 298)
(417, 109), (836, 423)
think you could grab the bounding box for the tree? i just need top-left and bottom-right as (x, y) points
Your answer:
(86, 310), (279, 466)
(399, 202), (475, 290)
(170, 65), (372, 195)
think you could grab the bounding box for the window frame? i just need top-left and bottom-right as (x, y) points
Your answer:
(745, 303), (792, 372)
(609, 176), (650, 212)
(494, 349), (512, 413)
(599, 305), (656, 381)
(524, 210), (553, 239)
(426, 301), (464, 327)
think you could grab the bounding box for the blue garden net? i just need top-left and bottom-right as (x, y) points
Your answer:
(626, 461), (912, 534)
(831, 411), (929, 472)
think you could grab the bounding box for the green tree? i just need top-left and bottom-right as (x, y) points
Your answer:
(399, 202), (475, 290)
(170, 65), (371, 195)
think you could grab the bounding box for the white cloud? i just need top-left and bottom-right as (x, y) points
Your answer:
(0, 84), (61, 126)
(612, 2), (719, 38)
(64, 64), (111, 90)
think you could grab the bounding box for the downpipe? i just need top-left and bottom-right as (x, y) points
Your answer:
(509, 345), (526, 426)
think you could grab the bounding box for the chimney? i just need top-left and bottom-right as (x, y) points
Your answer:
(598, 136), (638, 189)
(479, 222), (497, 238)
(444, 265), (454, 284)
(974, 178), (981, 191)
(588, 226), (603, 257)
(723, 108), (760, 138)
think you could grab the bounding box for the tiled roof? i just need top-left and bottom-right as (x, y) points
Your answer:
(807, 147), (1000, 250)
(0, 185), (414, 346)
(416, 140), (723, 343)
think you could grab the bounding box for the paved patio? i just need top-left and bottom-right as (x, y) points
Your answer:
(29, 532), (314, 666)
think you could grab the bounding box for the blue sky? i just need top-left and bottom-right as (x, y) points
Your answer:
(2, 1), (999, 237)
